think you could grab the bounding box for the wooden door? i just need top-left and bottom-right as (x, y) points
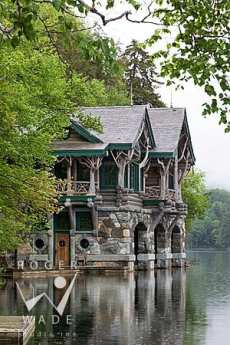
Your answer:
(55, 233), (70, 267)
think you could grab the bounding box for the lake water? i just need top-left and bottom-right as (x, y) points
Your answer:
(0, 251), (230, 345)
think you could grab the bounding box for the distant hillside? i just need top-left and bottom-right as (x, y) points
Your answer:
(188, 189), (230, 249)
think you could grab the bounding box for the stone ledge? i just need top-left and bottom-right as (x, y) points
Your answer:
(171, 253), (186, 259)
(29, 254), (49, 261)
(85, 254), (136, 262)
(156, 253), (173, 260)
(137, 254), (155, 261)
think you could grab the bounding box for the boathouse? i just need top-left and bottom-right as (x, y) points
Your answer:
(29, 105), (195, 271)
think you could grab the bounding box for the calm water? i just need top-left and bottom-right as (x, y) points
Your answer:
(1, 251), (230, 345)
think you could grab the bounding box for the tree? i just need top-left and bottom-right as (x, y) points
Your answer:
(122, 40), (165, 107)
(0, 28), (127, 252)
(36, 5), (129, 106)
(0, 42), (71, 252)
(182, 170), (208, 231)
(189, 189), (230, 249)
(1, 1), (228, 125)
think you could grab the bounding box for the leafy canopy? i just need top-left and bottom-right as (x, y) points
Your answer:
(1, 0), (228, 126)
(182, 170), (208, 231)
(0, 5), (130, 252)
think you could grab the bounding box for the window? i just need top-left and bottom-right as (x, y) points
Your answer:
(100, 158), (118, 190)
(77, 161), (90, 181)
(130, 163), (140, 192)
(54, 211), (70, 231)
(168, 174), (174, 190)
(76, 209), (93, 232)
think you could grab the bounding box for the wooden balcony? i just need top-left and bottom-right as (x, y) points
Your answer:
(144, 186), (176, 202)
(57, 180), (96, 195)
(144, 186), (161, 199)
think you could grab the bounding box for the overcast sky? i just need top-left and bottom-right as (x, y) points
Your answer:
(96, 17), (230, 191)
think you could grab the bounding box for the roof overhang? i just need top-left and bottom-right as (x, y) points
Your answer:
(52, 149), (107, 157)
(70, 119), (103, 143)
(149, 151), (176, 158)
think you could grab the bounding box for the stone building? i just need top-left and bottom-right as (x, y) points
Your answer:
(31, 105), (195, 271)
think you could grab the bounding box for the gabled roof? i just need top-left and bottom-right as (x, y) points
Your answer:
(148, 108), (185, 153)
(70, 119), (103, 143)
(148, 107), (195, 162)
(79, 105), (155, 149)
(53, 105), (195, 162)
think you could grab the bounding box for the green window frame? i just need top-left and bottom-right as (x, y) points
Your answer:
(130, 163), (140, 192)
(75, 208), (93, 232)
(100, 158), (118, 190)
(54, 211), (70, 232)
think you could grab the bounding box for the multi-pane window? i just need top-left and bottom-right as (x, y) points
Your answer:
(76, 209), (93, 232)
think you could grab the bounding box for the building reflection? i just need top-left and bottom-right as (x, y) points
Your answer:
(0, 270), (188, 345)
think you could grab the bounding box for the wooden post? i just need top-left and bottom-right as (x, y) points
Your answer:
(117, 159), (126, 188)
(67, 158), (72, 193)
(160, 170), (166, 199)
(79, 157), (102, 195)
(158, 159), (171, 200)
(73, 158), (77, 181)
(174, 152), (179, 202)
(89, 167), (96, 194)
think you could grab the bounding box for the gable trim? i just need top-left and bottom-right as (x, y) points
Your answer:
(145, 108), (156, 148)
(70, 120), (103, 144)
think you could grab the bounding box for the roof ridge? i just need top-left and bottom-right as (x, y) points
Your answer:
(81, 105), (148, 109)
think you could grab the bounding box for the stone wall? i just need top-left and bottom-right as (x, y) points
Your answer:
(73, 206), (186, 269)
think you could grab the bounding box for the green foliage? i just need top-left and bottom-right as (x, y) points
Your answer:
(1, 1), (228, 124)
(150, 0), (230, 127)
(0, 3), (130, 252)
(0, 42), (70, 252)
(188, 189), (230, 249)
(122, 40), (165, 107)
(182, 170), (208, 231)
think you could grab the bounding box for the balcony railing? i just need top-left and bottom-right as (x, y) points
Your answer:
(57, 180), (93, 195)
(166, 189), (176, 202)
(144, 186), (176, 202)
(144, 186), (161, 199)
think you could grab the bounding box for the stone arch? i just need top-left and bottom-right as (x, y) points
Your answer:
(171, 225), (182, 253)
(134, 222), (147, 257)
(154, 223), (167, 254)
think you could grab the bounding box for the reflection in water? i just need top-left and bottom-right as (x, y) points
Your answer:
(1, 252), (230, 345)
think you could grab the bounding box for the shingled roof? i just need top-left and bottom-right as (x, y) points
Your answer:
(148, 108), (185, 153)
(53, 105), (195, 161)
(79, 105), (148, 145)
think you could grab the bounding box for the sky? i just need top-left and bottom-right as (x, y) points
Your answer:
(89, 14), (230, 191)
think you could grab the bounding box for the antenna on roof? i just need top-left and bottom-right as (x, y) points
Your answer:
(130, 82), (133, 106)
(170, 88), (173, 108)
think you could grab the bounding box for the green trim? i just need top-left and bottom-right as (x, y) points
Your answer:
(108, 143), (132, 150)
(54, 228), (70, 233)
(76, 208), (93, 232)
(100, 158), (118, 190)
(145, 108), (156, 148)
(53, 211), (70, 232)
(70, 120), (103, 143)
(52, 149), (107, 157)
(149, 151), (175, 158)
(143, 199), (164, 206)
(183, 112), (196, 163)
(59, 195), (96, 203)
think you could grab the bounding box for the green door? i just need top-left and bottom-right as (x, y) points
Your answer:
(100, 159), (118, 190)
